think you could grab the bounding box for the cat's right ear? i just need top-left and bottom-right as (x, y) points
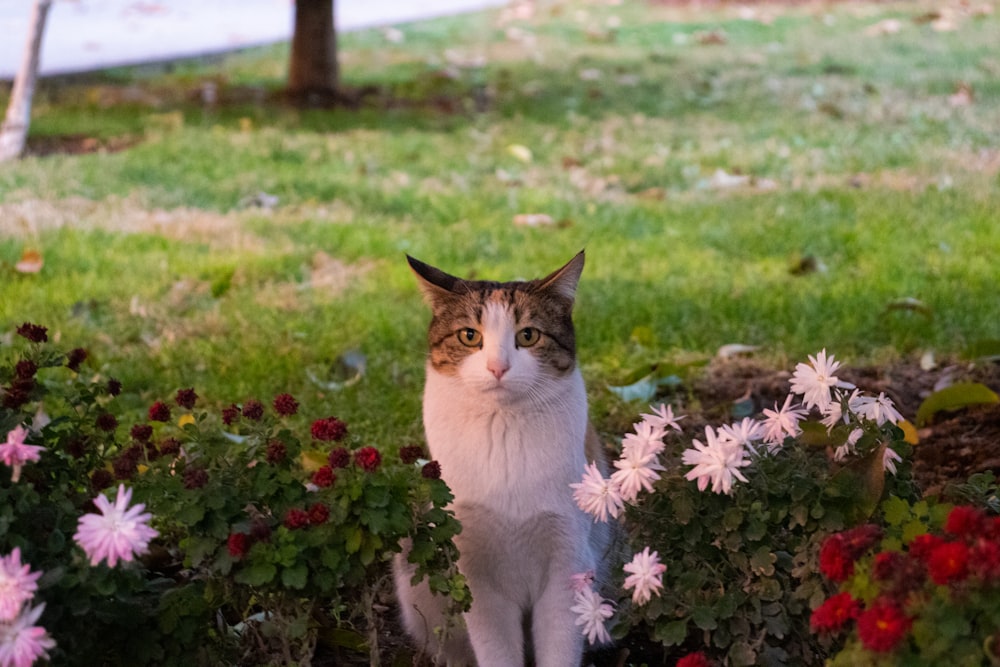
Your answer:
(406, 255), (462, 305)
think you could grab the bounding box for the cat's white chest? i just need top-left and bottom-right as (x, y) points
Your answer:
(422, 365), (588, 519)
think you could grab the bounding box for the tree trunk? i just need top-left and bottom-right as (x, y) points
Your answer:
(287, 0), (339, 103)
(0, 0), (52, 161)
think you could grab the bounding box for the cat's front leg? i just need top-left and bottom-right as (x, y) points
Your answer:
(531, 574), (586, 667)
(462, 583), (525, 666)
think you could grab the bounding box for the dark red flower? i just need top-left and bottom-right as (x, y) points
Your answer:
(308, 502), (330, 525)
(66, 436), (88, 459)
(857, 599), (911, 652)
(250, 519), (272, 543)
(872, 551), (903, 582)
(158, 437), (181, 457)
(14, 360), (37, 379)
(908, 533), (946, 562)
(242, 399), (264, 421)
(113, 453), (138, 480)
(944, 505), (985, 539)
(183, 466), (209, 490)
(265, 440), (287, 465)
(675, 652), (711, 667)
(328, 447), (350, 469)
(311, 417), (348, 442)
(107, 377), (123, 396)
(130, 423), (153, 442)
(221, 403), (240, 426)
(810, 592), (862, 634)
(311, 465), (336, 488)
(175, 388), (198, 410)
(970, 539), (1000, 581)
(96, 413), (118, 433)
(66, 347), (88, 372)
(227, 533), (250, 558)
(2, 383), (31, 409)
(16, 323), (48, 343)
(148, 401), (171, 423)
(284, 508), (309, 530)
(273, 393), (299, 417)
(927, 540), (969, 585)
(819, 535), (855, 582)
(842, 524), (883, 555)
(400, 445), (425, 464)
(355, 446), (381, 472)
(421, 460), (442, 480)
(90, 468), (113, 492)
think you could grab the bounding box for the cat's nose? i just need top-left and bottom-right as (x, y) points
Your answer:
(487, 359), (510, 380)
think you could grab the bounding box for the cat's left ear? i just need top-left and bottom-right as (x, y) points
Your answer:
(536, 251), (585, 301)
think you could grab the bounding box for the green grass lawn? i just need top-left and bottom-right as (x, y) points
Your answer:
(2, 0), (999, 442)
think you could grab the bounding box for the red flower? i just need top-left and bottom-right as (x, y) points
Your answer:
(307, 502), (330, 525)
(355, 446), (381, 472)
(970, 539), (1000, 581)
(399, 445), (425, 464)
(242, 399), (264, 421)
(16, 322), (48, 343)
(273, 393), (299, 417)
(107, 377), (122, 396)
(66, 347), (88, 372)
(857, 600), (911, 652)
(908, 533), (946, 562)
(130, 424), (153, 442)
(221, 404), (240, 426)
(421, 460), (442, 480)
(872, 551), (903, 582)
(183, 467), (209, 489)
(311, 417), (348, 442)
(148, 401), (171, 422)
(676, 652), (711, 667)
(284, 508), (309, 530)
(927, 541), (969, 585)
(175, 388), (198, 409)
(819, 535), (855, 582)
(14, 360), (38, 379)
(265, 440), (287, 465)
(96, 413), (118, 433)
(328, 447), (350, 469)
(810, 592), (862, 634)
(227, 533), (249, 558)
(159, 437), (181, 457)
(944, 505), (985, 539)
(311, 465), (336, 488)
(90, 469), (113, 492)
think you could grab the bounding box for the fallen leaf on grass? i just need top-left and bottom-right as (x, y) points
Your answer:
(948, 82), (974, 107)
(507, 144), (533, 163)
(15, 249), (43, 273)
(885, 297), (932, 318)
(513, 213), (554, 227)
(695, 30), (727, 45)
(864, 18), (902, 36)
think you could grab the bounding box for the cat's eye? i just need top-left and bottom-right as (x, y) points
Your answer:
(516, 327), (540, 347)
(457, 328), (483, 347)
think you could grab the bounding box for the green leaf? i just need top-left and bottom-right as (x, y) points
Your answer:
(881, 495), (912, 527)
(654, 619), (688, 646)
(691, 605), (718, 630)
(750, 546), (776, 576)
(281, 563), (308, 590)
(915, 382), (999, 427)
(234, 561), (276, 586)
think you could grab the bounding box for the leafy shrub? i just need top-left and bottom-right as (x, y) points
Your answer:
(572, 351), (920, 665)
(1, 324), (468, 665)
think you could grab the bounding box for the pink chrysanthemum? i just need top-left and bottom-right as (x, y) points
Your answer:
(570, 586), (614, 645)
(0, 603), (55, 667)
(0, 548), (42, 623)
(73, 484), (159, 568)
(571, 462), (624, 522)
(622, 547), (666, 605)
(0, 426), (45, 484)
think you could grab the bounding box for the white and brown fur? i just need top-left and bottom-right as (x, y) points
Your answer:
(393, 252), (611, 667)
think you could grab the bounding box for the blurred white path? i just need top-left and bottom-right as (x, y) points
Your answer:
(0, 0), (507, 79)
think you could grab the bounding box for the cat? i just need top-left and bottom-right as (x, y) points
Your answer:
(393, 251), (612, 667)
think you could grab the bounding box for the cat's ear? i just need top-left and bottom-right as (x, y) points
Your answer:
(407, 255), (464, 304)
(536, 251), (585, 301)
